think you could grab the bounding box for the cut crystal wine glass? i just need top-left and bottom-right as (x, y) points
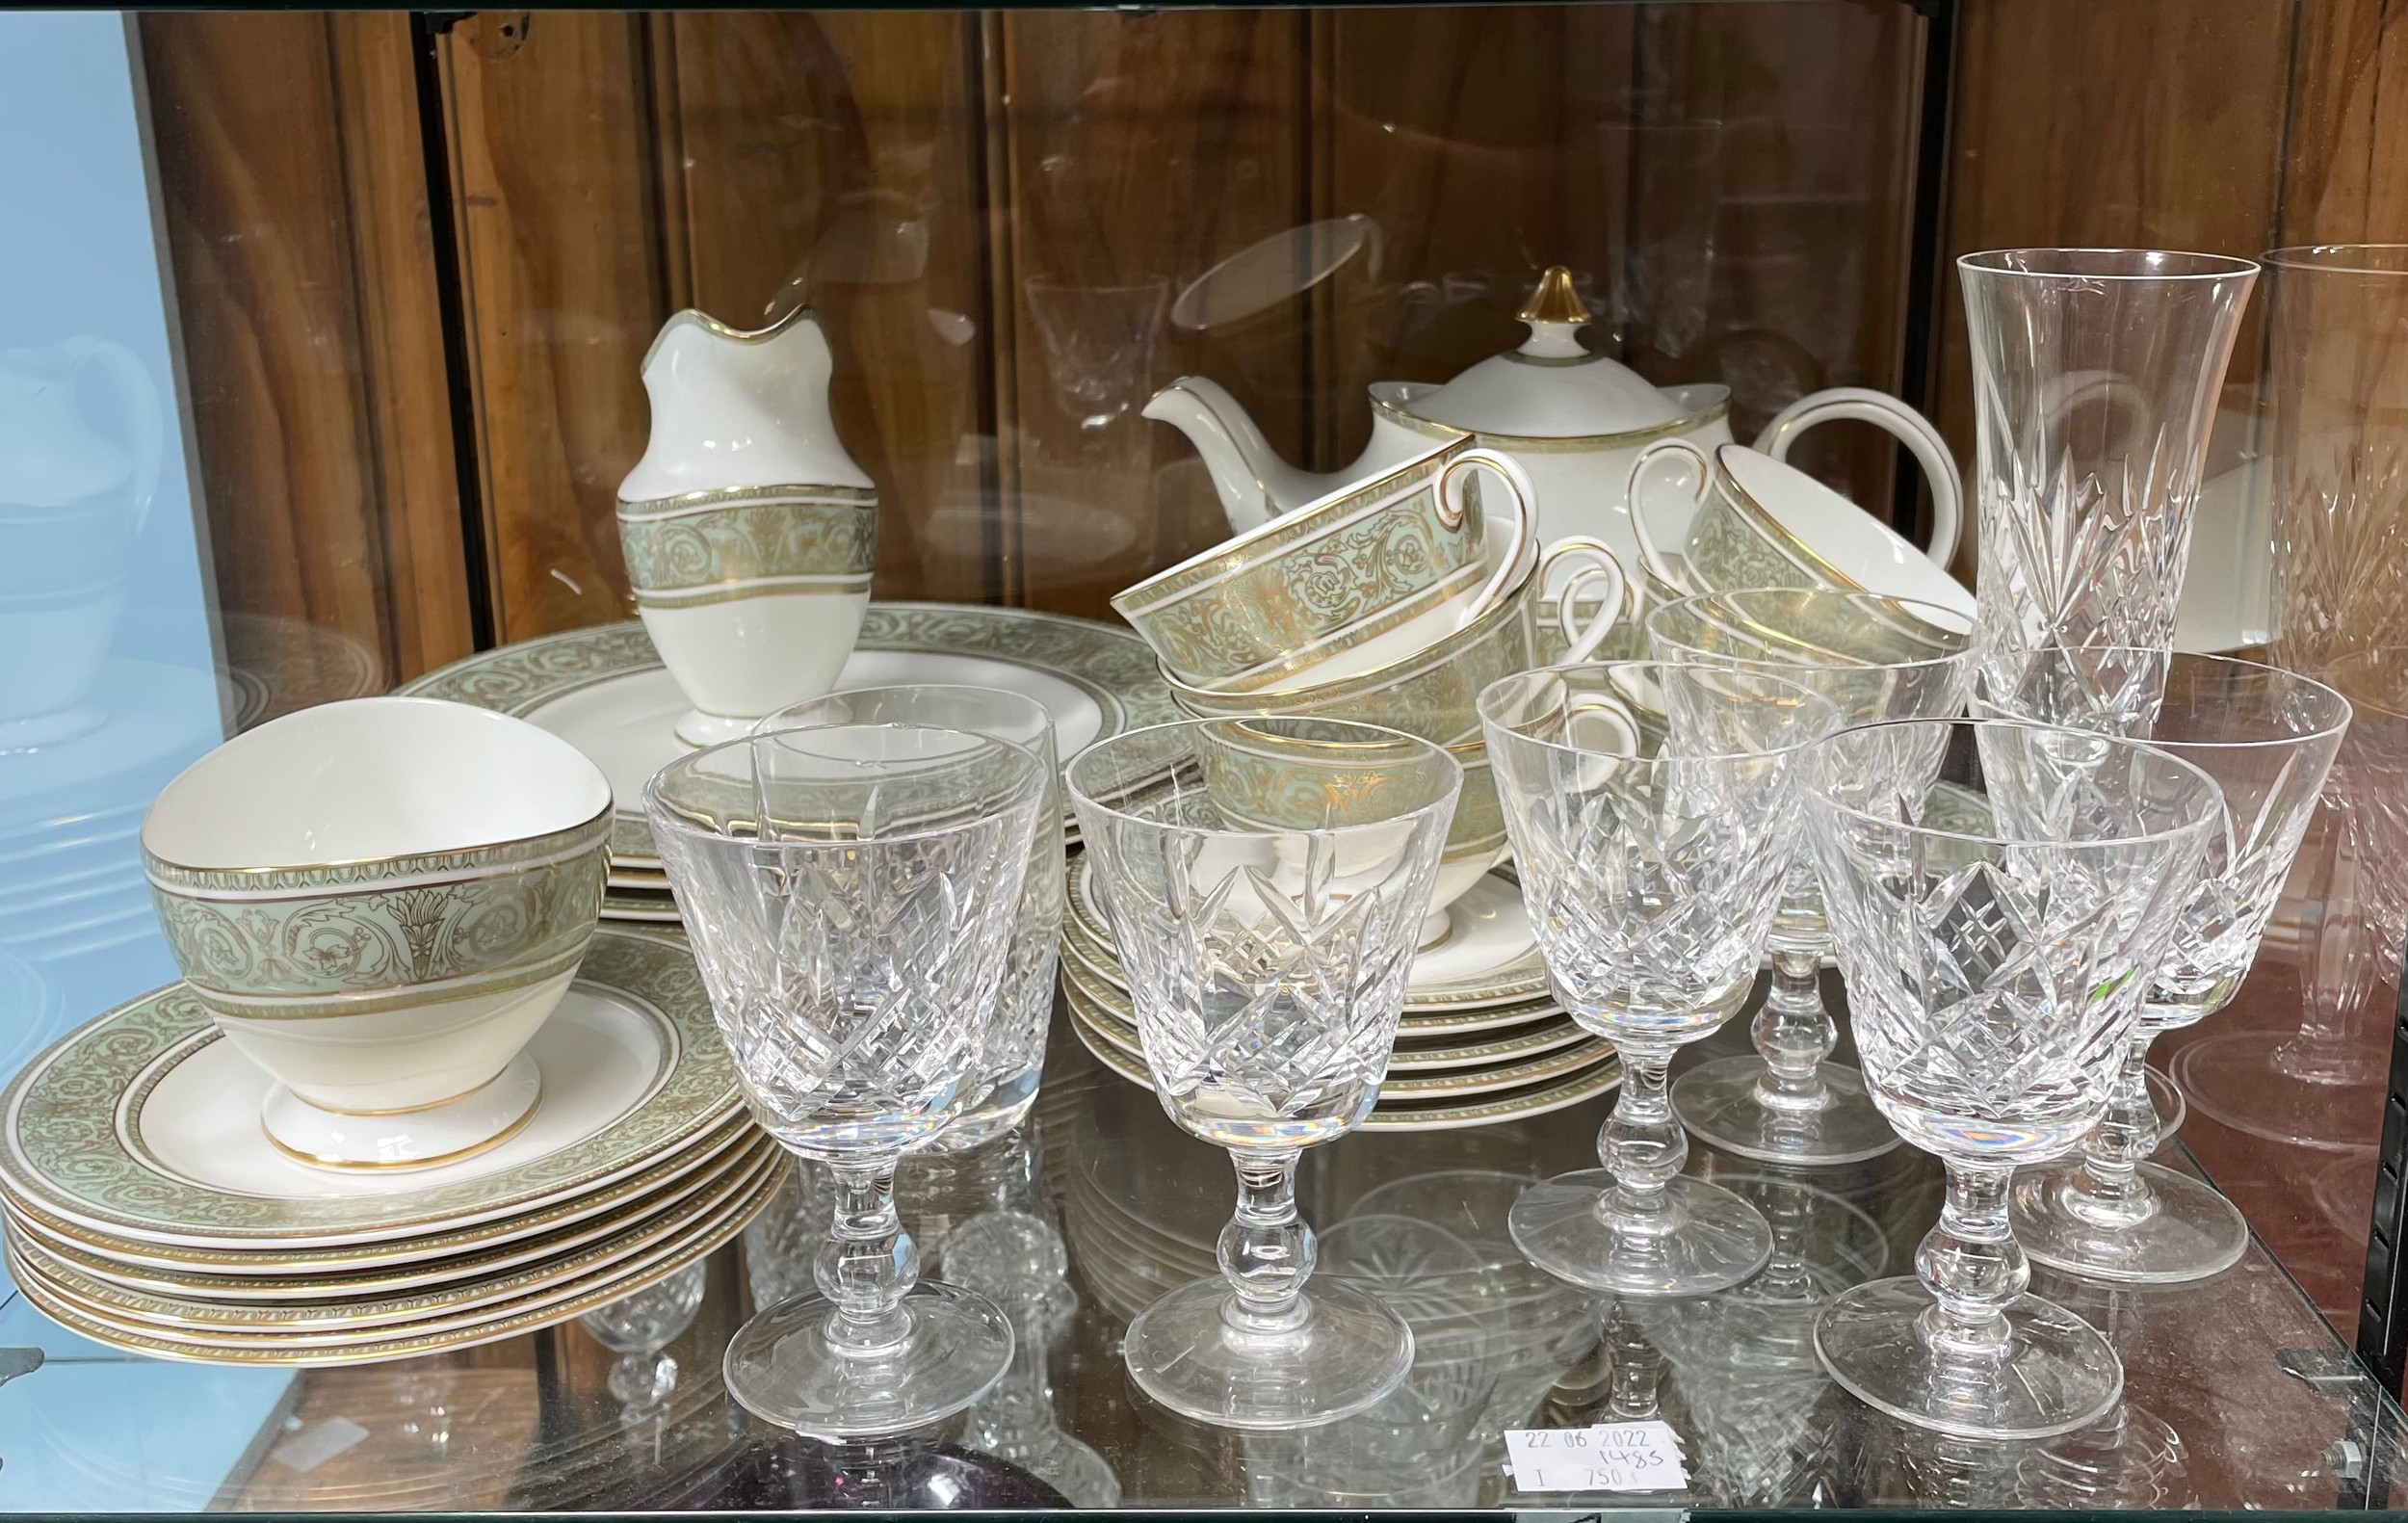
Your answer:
(758, 685), (1065, 1151)
(1065, 718), (1461, 1431)
(645, 722), (1049, 1439)
(1479, 662), (1839, 1298)
(1978, 649), (2350, 1282)
(1803, 719), (2221, 1438)
(1645, 589), (1974, 1167)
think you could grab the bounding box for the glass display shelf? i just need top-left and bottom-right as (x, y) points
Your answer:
(1, 982), (2395, 1517)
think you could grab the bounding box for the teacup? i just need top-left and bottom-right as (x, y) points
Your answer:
(142, 696), (611, 1170)
(1627, 440), (1975, 619)
(617, 484), (877, 748)
(1160, 551), (1618, 941)
(1114, 435), (1535, 693)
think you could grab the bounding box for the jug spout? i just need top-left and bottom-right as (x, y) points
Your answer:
(1143, 376), (1341, 533)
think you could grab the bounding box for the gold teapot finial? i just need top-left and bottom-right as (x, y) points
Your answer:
(1518, 266), (1591, 328)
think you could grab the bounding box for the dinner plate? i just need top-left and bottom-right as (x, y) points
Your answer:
(397, 605), (1175, 871)
(7, 1142), (783, 1331)
(1065, 853), (1552, 1013)
(6, 1153), (781, 1365)
(5, 1128), (777, 1300)
(1063, 996), (1616, 1133)
(0, 929), (743, 1250)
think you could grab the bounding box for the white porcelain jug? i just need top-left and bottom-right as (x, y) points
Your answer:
(617, 307), (879, 747)
(0, 337), (161, 750)
(1144, 266), (1960, 578)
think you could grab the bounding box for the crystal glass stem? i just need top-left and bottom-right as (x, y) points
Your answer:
(820, 1160), (918, 1352)
(1919, 1163), (2026, 1365)
(1757, 946), (1836, 1109)
(2061, 1036), (2162, 1228)
(1603, 1046), (1685, 1221)
(1221, 1151), (1313, 1334)
(2275, 825), (2378, 1085)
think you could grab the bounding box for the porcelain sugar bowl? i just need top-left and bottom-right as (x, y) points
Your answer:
(142, 696), (612, 1169)
(617, 306), (879, 748)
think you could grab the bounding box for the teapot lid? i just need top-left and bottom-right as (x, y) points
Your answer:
(1400, 267), (1684, 438)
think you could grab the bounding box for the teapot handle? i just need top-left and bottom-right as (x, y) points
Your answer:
(1440, 447), (1538, 621)
(62, 337), (163, 538)
(1754, 387), (1961, 569)
(1535, 536), (1632, 663)
(1624, 438), (1714, 594)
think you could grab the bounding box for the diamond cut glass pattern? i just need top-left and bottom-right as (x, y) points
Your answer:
(1803, 719), (2220, 1439)
(1067, 718), (1461, 1431)
(1479, 663), (1838, 1299)
(645, 721), (1049, 1440)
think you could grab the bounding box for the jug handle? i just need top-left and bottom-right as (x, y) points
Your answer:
(62, 337), (163, 538)
(1441, 447), (1539, 620)
(1625, 438), (1714, 593)
(1754, 387), (1961, 568)
(1535, 536), (1632, 663)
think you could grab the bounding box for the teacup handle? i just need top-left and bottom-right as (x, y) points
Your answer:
(1754, 386), (1961, 568)
(1535, 536), (1632, 663)
(1563, 693), (1642, 755)
(1625, 438), (1714, 593)
(1440, 446), (1539, 619)
(62, 337), (163, 538)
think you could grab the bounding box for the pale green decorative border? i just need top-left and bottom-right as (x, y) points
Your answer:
(397, 603), (1174, 867)
(0, 930), (739, 1244)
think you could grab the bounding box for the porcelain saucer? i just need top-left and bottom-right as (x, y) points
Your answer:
(398, 604), (1172, 871)
(0, 929), (742, 1251)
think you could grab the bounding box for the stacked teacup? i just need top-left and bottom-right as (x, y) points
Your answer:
(1091, 434), (1634, 1120)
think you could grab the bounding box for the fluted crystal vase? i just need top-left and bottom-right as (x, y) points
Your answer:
(1958, 249), (2257, 685)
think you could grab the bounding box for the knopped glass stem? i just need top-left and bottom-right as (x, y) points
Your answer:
(1916, 1163), (2026, 1363)
(1755, 945), (1838, 1112)
(1218, 1150), (1314, 1336)
(2276, 821), (2381, 1085)
(1600, 1046), (1684, 1227)
(2061, 1034), (2164, 1228)
(816, 1160), (919, 1352)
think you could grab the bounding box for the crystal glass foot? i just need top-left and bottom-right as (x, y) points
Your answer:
(2172, 1031), (2386, 1151)
(1511, 1167), (1768, 1297)
(1481, 663), (1839, 1300)
(726, 1281), (1014, 1440)
(2010, 1158), (2248, 1284)
(1801, 719), (2222, 1439)
(647, 719), (1051, 1440)
(1815, 1277), (2121, 1441)
(1671, 1053), (1899, 1166)
(1645, 590), (1972, 1169)
(1124, 1274), (1413, 1430)
(1067, 719), (1463, 1432)
(1980, 651), (2352, 1283)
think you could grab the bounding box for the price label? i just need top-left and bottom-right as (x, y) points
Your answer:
(1505, 1423), (1688, 1493)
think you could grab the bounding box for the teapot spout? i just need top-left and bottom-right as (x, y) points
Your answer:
(1143, 376), (1335, 533)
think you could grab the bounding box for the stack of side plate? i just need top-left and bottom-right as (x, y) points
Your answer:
(396, 605), (1184, 929)
(1059, 853), (1617, 1132)
(0, 928), (775, 1365)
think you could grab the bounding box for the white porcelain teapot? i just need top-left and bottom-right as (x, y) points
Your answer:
(1144, 266), (1960, 577)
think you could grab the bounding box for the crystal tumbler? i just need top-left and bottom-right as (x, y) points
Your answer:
(646, 722), (1049, 1439)
(1066, 718), (1460, 1431)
